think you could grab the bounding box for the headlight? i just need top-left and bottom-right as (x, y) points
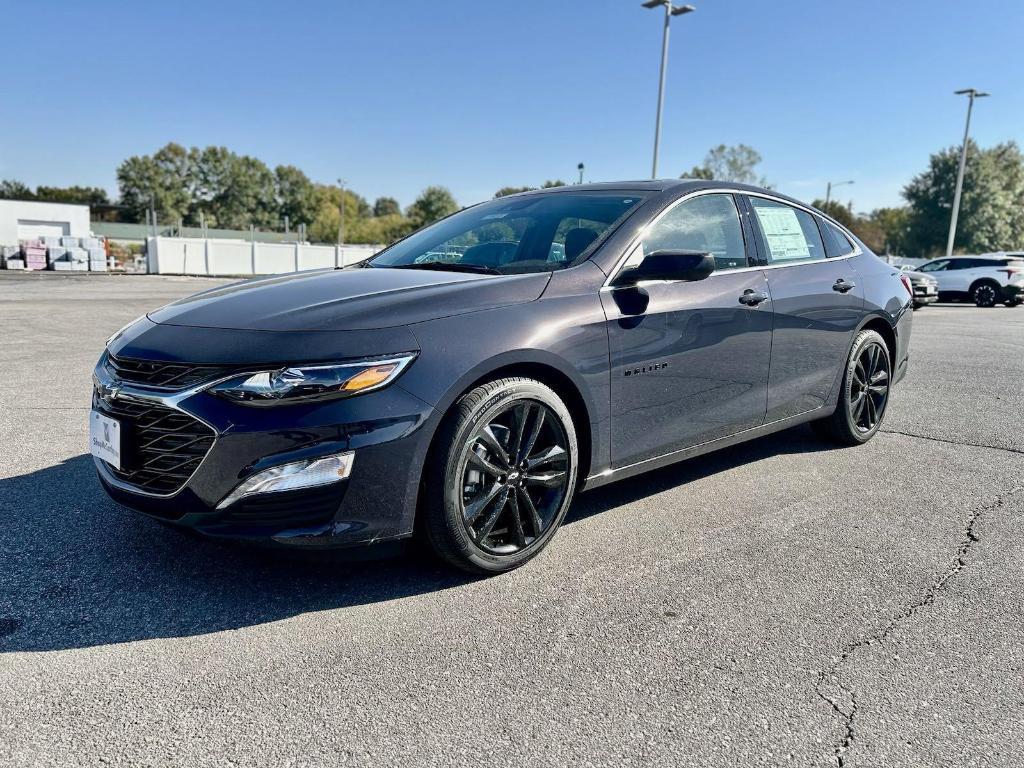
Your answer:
(210, 354), (416, 405)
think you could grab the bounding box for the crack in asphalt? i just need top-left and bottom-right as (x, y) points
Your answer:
(880, 428), (1024, 457)
(814, 486), (1021, 767)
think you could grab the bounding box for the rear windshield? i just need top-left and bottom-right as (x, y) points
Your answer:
(369, 192), (648, 274)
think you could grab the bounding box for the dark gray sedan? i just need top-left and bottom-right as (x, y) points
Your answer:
(93, 181), (913, 573)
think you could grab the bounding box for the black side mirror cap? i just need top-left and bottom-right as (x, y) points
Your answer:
(613, 250), (716, 286)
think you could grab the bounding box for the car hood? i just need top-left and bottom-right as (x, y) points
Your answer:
(147, 267), (551, 332)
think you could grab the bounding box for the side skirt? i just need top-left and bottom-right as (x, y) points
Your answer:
(581, 407), (830, 491)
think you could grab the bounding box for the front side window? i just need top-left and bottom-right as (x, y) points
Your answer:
(919, 259), (950, 272)
(369, 192), (648, 274)
(625, 193), (747, 272)
(750, 197), (826, 265)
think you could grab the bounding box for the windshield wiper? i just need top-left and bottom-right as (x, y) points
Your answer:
(388, 262), (501, 275)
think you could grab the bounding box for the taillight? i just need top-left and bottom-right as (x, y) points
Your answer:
(900, 274), (913, 297)
(999, 267), (1022, 279)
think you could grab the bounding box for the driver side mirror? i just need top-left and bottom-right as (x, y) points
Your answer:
(613, 250), (716, 286)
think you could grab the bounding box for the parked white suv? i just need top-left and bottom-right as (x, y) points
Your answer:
(916, 253), (1024, 307)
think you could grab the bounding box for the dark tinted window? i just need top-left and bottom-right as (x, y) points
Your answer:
(632, 193), (748, 272)
(919, 259), (950, 272)
(947, 259), (973, 270)
(370, 192), (648, 274)
(821, 220), (855, 258)
(749, 197), (825, 264)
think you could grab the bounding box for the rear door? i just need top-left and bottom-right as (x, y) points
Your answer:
(601, 192), (772, 468)
(744, 196), (865, 422)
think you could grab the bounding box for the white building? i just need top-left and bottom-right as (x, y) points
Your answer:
(0, 199), (91, 245)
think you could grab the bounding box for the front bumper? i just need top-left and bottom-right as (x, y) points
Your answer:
(92, 358), (437, 548)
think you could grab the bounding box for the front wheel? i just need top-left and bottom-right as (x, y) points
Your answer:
(812, 329), (892, 446)
(424, 377), (578, 574)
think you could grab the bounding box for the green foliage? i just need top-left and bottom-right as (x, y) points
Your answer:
(541, 180), (567, 188)
(0, 179), (35, 199)
(494, 186), (534, 198)
(373, 196), (401, 217)
(811, 199), (856, 229)
(116, 142), (193, 224)
(274, 165), (317, 228)
(903, 140), (1024, 257)
(406, 186), (459, 229)
(684, 144), (768, 186)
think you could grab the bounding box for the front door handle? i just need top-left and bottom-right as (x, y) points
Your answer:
(739, 289), (770, 306)
(833, 278), (856, 293)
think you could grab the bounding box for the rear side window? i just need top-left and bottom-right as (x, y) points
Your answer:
(749, 197), (826, 264)
(820, 220), (855, 258)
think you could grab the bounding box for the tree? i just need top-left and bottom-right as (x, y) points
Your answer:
(308, 184), (374, 244)
(116, 143), (192, 223)
(34, 185), (110, 206)
(541, 179), (567, 188)
(903, 139), (1024, 257)
(0, 179), (35, 200)
(684, 144), (769, 186)
(274, 165), (317, 228)
(406, 186), (458, 228)
(373, 196), (401, 217)
(494, 185), (534, 198)
(810, 199), (856, 229)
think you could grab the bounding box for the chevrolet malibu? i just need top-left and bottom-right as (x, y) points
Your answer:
(92, 181), (913, 573)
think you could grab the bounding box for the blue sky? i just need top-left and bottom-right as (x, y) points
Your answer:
(2, 0), (1022, 213)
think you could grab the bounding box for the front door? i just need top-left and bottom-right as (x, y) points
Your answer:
(743, 195), (865, 422)
(601, 193), (773, 469)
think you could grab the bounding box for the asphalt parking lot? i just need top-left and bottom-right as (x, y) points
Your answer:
(1, 272), (1021, 767)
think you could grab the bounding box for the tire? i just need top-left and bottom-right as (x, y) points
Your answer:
(1004, 300), (1021, 308)
(971, 281), (1000, 308)
(424, 377), (578, 574)
(811, 329), (892, 446)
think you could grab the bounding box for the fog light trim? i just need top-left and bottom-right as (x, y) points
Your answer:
(216, 451), (354, 510)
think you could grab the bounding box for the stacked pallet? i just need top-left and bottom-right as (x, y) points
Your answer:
(1, 245), (24, 270)
(22, 240), (47, 271)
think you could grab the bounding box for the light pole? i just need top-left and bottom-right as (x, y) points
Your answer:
(336, 178), (347, 246)
(824, 179), (854, 208)
(577, 163), (585, 184)
(642, 0), (695, 180)
(945, 88), (989, 258)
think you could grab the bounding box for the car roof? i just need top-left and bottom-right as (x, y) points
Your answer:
(513, 179), (812, 206)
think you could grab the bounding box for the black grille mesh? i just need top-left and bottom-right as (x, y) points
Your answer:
(106, 354), (232, 390)
(97, 396), (215, 494)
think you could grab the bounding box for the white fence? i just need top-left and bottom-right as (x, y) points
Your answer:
(146, 237), (382, 276)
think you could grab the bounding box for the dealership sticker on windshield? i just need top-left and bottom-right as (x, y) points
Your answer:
(89, 410), (122, 469)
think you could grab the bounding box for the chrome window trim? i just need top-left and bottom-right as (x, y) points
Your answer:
(602, 188), (862, 287)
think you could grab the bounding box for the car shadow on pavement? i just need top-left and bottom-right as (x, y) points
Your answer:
(0, 425), (835, 653)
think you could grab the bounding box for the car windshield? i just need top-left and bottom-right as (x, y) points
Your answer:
(369, 192), (649, 274)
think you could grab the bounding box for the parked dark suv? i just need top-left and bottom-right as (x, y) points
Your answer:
(92, 181), (913, 573)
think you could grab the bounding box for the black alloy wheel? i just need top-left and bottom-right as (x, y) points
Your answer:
(459, 400), (570, 554)
(811, 328), (891, 445)
(425, 377), (578, 574)
(849, 341), (890, 433)
(973, 282), (999, 308)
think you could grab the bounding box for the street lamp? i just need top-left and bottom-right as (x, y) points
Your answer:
(945, 88), (989, 258)
(577, 162), (585, 184)
(642, 0), (695, 180)
(824, 179), (854, 208)
(337, 178), (347, 247)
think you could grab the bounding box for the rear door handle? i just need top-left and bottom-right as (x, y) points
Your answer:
(739, 289), (770, 306)
(833, 278), (856, 293)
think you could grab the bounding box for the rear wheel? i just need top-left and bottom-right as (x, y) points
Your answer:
(971, 281), (1000, 308)
(812, 329), (891, 446)
(424, 377), (578, 574)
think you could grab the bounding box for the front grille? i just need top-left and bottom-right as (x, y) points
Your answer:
(106, 354), (233, 390)
(97, 396), (215, 494)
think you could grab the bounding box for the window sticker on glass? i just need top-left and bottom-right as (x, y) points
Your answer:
(754, 206), (810, 261)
